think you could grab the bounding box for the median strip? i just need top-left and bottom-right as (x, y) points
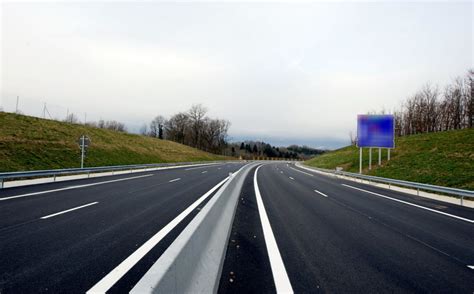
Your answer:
(86, 176), (230, 293)
(40, 202), (98, 219)
(341, 184), (474, 224)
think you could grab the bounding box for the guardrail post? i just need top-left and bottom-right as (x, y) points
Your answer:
(461, 196), (464, 206)
(88, 172), (90, 178)
(0, 178), (3, 189)
(417, 188), (420, 196)
(130, 168), (133, 174)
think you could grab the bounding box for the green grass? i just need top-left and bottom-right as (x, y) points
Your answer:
(0, 112), (228, 172)
(305, 128), (474, 190)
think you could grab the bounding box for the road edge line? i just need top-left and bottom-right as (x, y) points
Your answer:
(254, 165), (294, 293)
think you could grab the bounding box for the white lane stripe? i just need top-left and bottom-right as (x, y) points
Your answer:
(86, 176), (231, 293)
(289, 177), (294, 180)
(201, 171), (208, 174)
(184, 164), (219, 171)
(168, 178), (181, 183)
(314, 189), (328, 198)
(40, 202), (98, 219)
(254, 165), (294, 293)
(341, 184), (474, 224)
(468, 265), (474, 270)
(0, 174), (153, 202)
(288, 166), (314, 177)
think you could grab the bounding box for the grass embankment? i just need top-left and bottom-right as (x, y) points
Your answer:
(305, 129), (474, 190)
(0, 112), (228, 172)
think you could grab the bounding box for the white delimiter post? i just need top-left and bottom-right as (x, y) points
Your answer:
(81, 135), (85, 169)
(388, 149), (391, 161)
(369, 147), (372, 170)
(359, 148), (362, 174)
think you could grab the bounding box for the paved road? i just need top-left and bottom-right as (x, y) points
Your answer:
(0, 162), (245, 293)
(1, 161), (473, 293)
(220, 162), (474, 293)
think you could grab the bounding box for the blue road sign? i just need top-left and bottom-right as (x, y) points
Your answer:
(357, 115), (394, 148)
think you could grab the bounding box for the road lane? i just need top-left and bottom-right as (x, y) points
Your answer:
(0, 163), (238, 230)
(252, 163), (474, 293)
(0, 162), (244, 293)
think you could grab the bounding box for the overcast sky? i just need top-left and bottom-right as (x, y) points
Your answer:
(1, 1), (472, 148)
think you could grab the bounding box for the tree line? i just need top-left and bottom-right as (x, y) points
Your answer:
(142, 104), (230, 155)
(392, 69), (473, 136)
(228, 141), (325, 160)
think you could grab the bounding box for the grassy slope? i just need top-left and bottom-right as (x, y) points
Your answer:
(305, 128), (474, 190)
(0, 112), (228, 172)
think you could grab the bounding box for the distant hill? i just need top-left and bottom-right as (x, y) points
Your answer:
(0, 112), (228, 172)
(305, 128), (474, 190)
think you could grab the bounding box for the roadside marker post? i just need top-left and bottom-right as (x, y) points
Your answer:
(78, 135), (91, 169)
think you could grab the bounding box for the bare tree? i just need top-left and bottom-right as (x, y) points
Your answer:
(150, 115), (166, 138)
(188, 104), (208, 148)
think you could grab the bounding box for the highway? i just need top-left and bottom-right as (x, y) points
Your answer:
(0, 162), (245, 293)
(219, 163), (474, 293)
(0, 161), (473, 293)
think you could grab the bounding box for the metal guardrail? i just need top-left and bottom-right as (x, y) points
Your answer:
(297, 163), (474, 206)
(0, 161), (231, 189)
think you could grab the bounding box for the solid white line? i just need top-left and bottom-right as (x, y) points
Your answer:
(0, 174), (154, 202)
(288, 166), (314, 177)
(254, 165), (294, 293)
(289, 177), (294, 180)
(40, 202), (98, 219)
(341, 184), (474, 224)
(468, 265), (474, 270)
(201, 171), (208, 174)
(314, 189), (328, 198)
(184, 164), (219, 171)
(168, 178), (181, 183)
(86, 176), (231, 293)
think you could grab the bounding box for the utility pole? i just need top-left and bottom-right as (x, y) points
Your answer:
(42, 103), (46, 118)
(15, 96), (19, 113)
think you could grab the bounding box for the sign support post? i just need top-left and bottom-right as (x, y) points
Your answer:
(388, 149), (391, 161)
(359, 148), (362, 174)
(378, 148), (381, 166)
(369, 147), (372, 170)
(81, 135), (85, 169)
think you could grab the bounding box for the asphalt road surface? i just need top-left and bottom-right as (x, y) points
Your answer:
(0, 162), (245, 293)
(219, 162), (474, 293)
(1, 161), (473, 293)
